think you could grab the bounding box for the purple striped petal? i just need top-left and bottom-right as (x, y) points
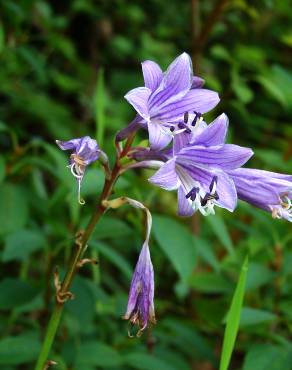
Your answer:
(177, 186), (194, 216)
(227, 168), (292, 207)
(56, 139), (81, 151)
(190, 113), (228, 147)
(192, 76), (205, 88)
(177, 164), (237, 211)
(142, 60), (163, 91)
(151, 88), (220, 121)
(124, 87), (151, 120)
(116, 115), (144, 142)
(149, 158), (180, 190)
(148, 53), (192, 113)
(148, 121), (172, 150)
(178, 144), (253, 170)
(215, 171), (237, 211)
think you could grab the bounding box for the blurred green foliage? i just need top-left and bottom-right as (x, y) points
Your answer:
(0, 0), (291, 369)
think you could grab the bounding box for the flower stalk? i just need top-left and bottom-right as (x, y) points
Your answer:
(34, 137), (133, 370)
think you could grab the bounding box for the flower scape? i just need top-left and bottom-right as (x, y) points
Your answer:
(56, 53), (292, 336)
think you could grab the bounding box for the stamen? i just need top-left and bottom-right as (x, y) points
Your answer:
(77, 178), (85, 205)
(209, 176), (218, 193)
(185, 187), (199, 201)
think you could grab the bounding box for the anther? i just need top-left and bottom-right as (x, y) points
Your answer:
(170, 126), (175, 132)
(184, 112), (189, 123)
(209, 176), (218, 192)
(186, 187), (199, 201)
(178, 122), (185, 129)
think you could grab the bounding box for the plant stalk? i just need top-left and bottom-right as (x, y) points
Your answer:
(34, 136), (133, 370)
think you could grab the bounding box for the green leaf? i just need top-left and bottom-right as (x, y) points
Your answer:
(219, 256), (249, 370)
(0, 278), (38, 309)
(243, 344), (292, 370)
(75, 341), (122, 367)
(3, 229), (46, 262)
(92, 216), (132, 239)
(0, 156), (5, 183)
(152, 215), (196, 282)
(0, 333), (41, 365)
(240, 307), (277, 327)
(91, 241), (132, 279)
(66, 277), (96, 329)
(124, 352), (176, 370)
(189, 272), (233, 294)
(206, 215), (234, 254)
(94, 67), (105, 145)
(245, 262), (274, 290)
(0, 184), (28, 235)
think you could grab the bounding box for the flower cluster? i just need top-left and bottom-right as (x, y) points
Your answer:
(56, 52), (291, 335)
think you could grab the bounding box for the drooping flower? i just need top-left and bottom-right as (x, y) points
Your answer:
(227, 168), (292, 222)
(123, 242), (155, 336)
(117, 53), (219, 150)
(148, 114), (253, 216)
(56, 136), (100, 204)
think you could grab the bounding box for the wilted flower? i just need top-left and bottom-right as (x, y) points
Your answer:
(118, 53), (219, 150)
(56, 136), (100, 204)
(123, 242), (155, 336)
(148, 114), (253, 216)
(227, 168), (292, 222)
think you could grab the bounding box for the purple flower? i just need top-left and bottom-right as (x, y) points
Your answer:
(56, 136), (100, 204)
(227, 168), (292, 222)
(123, 242), (155, 336)
(148, 114), (253, 216)
(118, 53), (219, 150)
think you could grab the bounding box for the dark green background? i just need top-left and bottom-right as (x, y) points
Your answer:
(0, 0), (291, 369)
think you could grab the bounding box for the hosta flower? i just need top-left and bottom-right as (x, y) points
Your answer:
(56, 136), (100, 204)
(118, 53), (219, 150)
(227, 168), (292, 222)
(149, 114), (253, 216)
(123, 242), (155, 336)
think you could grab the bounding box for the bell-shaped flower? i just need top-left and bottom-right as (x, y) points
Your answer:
(227, 168), (292, 222)
(56, 136), (100, 204)
(123, 242), (156, 336)
(148, 114), (253, 216)
(118, 53), (219, 150)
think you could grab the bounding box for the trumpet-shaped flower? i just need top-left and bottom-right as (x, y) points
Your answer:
(123, 242), (155, 336)
(118, 53), (219, 150)
(56, 136), (100, 204)
(149, 114), (253, 216)
(227, 168), (292, 222)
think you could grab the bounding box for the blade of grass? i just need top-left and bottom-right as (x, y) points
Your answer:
(219, 256), (249, 370)
(94, 67), (105, 146)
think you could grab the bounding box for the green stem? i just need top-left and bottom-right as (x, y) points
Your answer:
(34, 136), (133, 370)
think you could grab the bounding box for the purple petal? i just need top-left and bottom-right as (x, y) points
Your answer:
(149, 158), (180, 190)
(190, 113), (228, 147)
(192, 76), (205, 89)
(151, 88), (220, 121)
(173, 132), (192, 155)
(56, 138), (81, 151)
(148, 53), (192, 113)
(178, 144), (253, 170)
(124, 87), (151, 120)
(215, 171), (237, 211)
(76, 136), (100, 164)
(177, 164), (237, 211)
(148, 121), (172, 150)
(142, 60), (163, 91)
(227, 168), (292, 207)
(177, 186), (194, 216)
(116, 115), (144, 142)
